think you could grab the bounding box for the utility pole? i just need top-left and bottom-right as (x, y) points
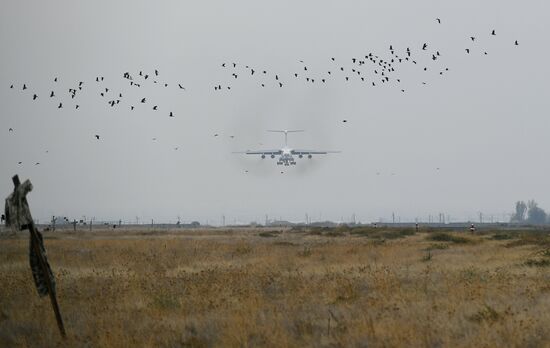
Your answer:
(392, 212), (395, 224)
(222, 215), (226, 227)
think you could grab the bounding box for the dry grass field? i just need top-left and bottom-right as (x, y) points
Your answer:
(2, 226), (550, 347)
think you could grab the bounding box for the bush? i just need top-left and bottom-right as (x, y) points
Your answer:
(427, 243), (449, 250)
(427, 233), (472, 244)
(525, 259), (550, 267)
(491, 233), (515, 240)
(259, 231), (277, 238)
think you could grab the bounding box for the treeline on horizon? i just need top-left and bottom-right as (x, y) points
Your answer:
(510, 200), (549, 225)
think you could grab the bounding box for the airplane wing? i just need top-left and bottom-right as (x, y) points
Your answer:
(291, 149), (341, 155)
(233, 149), (282, 155)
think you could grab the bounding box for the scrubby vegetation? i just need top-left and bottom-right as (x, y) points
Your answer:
(427, 232), (475, 244)
(1, 227), (550, 347)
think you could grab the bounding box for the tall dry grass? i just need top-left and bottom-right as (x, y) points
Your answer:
(1, 227), (550, 347)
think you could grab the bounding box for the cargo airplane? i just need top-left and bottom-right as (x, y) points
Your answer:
(234, 130), (339, 166)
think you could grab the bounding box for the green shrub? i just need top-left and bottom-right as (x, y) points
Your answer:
(525, 258), (550, 267)
(428, 233), (472, 244)
(259, 231), (277, 238)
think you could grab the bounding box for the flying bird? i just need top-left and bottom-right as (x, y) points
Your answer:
(465, 48), (470, 54)
(470, 36), (475, 41)
(515, 40), (519, 45)
(58, 102), (63, 108)
(22, 84), (27, 90)
(436, 18), (441, 24)
(33, 94), (38, 100)
(491, 29), (496, 35)
(95, 135), (100, 140)
(178, 84), (185, 90)
(141, 98), (146, 103)
(153, 105), (158, 110)
(169, 112), (174, 117)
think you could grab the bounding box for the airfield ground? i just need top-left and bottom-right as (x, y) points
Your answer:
(1, 226), (550, 347)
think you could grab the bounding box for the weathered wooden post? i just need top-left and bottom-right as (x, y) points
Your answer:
(5, 175), (66, 338)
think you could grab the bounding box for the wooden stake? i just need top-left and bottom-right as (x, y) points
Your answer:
(12, 175), (66, 338)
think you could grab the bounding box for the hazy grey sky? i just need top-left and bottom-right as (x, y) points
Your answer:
(1, 0), (548, 224)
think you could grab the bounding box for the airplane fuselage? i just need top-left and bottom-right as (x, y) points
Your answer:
(277, 147), (296, 166)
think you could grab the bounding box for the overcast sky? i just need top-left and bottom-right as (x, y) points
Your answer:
(1, 0), (548, 224)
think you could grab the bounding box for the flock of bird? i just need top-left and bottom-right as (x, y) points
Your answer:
(6, 69), (189, 166)
(5, 19), (520, 173)
(214, 23), (519, 96)
(9, 69), (185, 128)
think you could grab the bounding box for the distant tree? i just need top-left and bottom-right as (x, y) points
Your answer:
(510, 201), (527, 223)
(526, 200), (547, 225)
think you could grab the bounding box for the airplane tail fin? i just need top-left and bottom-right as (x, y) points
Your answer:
(267, 130), (304, 146)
